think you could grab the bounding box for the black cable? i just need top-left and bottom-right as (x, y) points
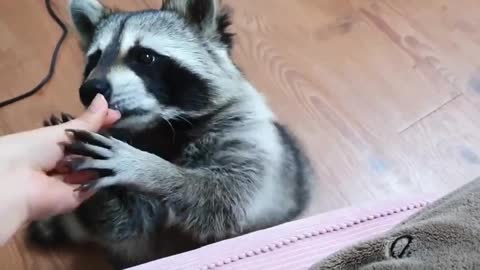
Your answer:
(0, 0), (67, 109)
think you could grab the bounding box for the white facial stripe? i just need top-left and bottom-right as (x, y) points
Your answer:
(107, 66), (157, 109)
(86, 46), (98, 56)
(107, 66), (184, 122)
(114, 107), (184, 131)
(115, 114), (157, 130)
(120, 29), (138, 56)
(88, 30), (115, 55)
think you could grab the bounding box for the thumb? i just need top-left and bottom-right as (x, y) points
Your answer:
(63, 94), (109, 132)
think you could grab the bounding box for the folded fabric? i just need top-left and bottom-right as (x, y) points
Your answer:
(128, 196), (433, 270)
(310, 177), (480, 270)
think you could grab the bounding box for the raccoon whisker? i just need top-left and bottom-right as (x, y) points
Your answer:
(163, 117), (176, 144)
(175, 115), (193, 127)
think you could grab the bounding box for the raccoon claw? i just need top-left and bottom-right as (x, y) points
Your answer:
(65, 129), (112, 149)
(74, 181), (98, 192)
(64, 129), (133, 190)
(63, 142), (108, 160)
(64, 129), (158, 190)
(61, 112), (74, 122)
(50, 115), (62, 126)
(43, 112), (75, 127)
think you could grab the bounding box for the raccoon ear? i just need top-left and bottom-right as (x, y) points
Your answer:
(69, 0), (111, 48)
(162, 0), (220, 37)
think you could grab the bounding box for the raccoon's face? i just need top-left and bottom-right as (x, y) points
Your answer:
(70, 0), (237, 129)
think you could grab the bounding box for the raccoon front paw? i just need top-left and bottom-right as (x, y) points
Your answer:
(64, 129), (144, 192)
(43, 113), (74, 127)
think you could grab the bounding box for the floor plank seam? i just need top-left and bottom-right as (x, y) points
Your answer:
(399, 93), (463, 134)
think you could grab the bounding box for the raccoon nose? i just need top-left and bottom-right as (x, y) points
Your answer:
(79, 79), (112, 106)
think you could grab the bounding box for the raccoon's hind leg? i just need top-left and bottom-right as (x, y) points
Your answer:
(27, 213), (89, 248)
(43, 112), (74, 127)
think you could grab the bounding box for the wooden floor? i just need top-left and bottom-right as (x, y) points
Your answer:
(1, 0), (480, 269)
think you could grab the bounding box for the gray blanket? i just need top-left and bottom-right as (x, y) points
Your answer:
(310, 178), (480, 270)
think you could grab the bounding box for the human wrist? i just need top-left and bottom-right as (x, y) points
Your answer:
(0, 171), (29, 245)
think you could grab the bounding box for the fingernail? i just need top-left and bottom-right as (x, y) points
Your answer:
(109, 109), (122, 120)
(88, 94), (105, 113)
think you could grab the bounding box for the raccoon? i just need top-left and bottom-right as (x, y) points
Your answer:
(28, 0), (315, 268)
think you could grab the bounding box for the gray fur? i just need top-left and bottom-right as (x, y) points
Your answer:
(70, 0), (111, 47)
(29, 0), (315, 268)
(310, 178), (480, 270)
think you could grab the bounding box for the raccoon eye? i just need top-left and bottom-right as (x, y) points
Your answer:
(137, 53), (156, 65)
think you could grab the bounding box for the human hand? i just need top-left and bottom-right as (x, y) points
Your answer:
(0, 94), (120, 244)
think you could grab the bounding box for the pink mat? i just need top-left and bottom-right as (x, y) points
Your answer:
(128, 196), (435, 270)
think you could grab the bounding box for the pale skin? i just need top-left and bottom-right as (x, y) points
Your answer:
(0, 94), (120, 245)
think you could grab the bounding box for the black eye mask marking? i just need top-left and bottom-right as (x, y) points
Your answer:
(83, 50), (102, 79)
(125, 45), (213, 112)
